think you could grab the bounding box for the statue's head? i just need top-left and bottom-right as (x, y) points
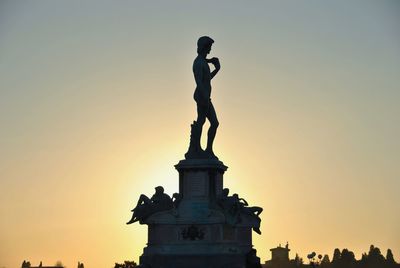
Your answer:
(155, 186), (164, 194)
(197, 36), (214, 54)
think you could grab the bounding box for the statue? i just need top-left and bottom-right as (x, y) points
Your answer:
(217, 188), (263, 234)
(218, 188), (240, 225)
(126, 186), (173, 224)
(126, 38), (264, 267)
(235, 194), (263, 235)
(185, 36), (221, 159)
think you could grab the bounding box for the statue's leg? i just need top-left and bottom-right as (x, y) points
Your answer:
(247, 206), (263, 216)
(137, 194), (151, 207)
(128, 196), (149, 224)
(205, 102), (219, 155)
(126, 212), (138, 224)
(195, 103), (207, 151)
(253, 221), (262, 235)
(254, 207), (263, 216)
(253, 226), (262, 235)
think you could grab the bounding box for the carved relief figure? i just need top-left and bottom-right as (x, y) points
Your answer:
(217, 188), (263, 234)
(127, 186), (173, 224)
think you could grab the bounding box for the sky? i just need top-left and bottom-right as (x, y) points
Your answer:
(0, 1), (399, 267)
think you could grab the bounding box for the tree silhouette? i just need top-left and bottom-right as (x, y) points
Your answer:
(387, 249), (395, 264)
(365, 244), (386, 268)
(114, 261), (137, 268)
(320, 254), (330, 268)
(331, 248), (342, 268)
(294, 253), (303, 266)
(21, 261), (31, 268)
(265, 245), (399, 268)
(332, 248), (341, 263)
(339, 248), (356, 268)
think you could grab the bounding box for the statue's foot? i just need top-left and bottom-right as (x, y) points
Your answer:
(205, 148), (218, 160)
(253, 227), (262, 235)
(126, 217), (138, 225)
(185, 144), (205, 159)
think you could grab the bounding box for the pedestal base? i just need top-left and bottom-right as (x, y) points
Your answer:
(131, 159), (262, 268)
(140, 253), (246, 268)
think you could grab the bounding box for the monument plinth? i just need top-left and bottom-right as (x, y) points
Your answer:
(137, 159), (260, 268)
(126, 36), (263, 268)
(176, 159), (227, 206)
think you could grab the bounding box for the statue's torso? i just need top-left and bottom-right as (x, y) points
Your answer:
(193, 57), (211, 101)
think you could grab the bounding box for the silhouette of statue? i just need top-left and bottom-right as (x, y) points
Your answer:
(217, 188), (238, 225)
(127, 186), (173, 224)
(185, 36), (221, 159)
(235, 195), (263, 234)
(217, 188), (263, 234)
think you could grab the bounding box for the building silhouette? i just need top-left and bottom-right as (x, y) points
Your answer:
(262, 244), (400, 268)
(21, 260), (83, 268)
(264, 243), (292, 268)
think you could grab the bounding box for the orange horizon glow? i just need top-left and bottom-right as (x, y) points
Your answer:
(1, 1), (399, 268)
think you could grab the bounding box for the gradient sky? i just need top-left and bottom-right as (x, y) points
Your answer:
(0, 1), (399, 267)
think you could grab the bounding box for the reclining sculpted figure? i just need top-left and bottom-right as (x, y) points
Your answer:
(218, 188), (239, 225)
(234, 194), (263, 234)
(127, 186), (173, 224)
(217, 188), (263, 234)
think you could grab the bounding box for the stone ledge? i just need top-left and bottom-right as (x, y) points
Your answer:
(175, 158), (228, 172)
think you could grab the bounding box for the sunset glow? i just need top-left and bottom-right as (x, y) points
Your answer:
(0, 1), (399, 267)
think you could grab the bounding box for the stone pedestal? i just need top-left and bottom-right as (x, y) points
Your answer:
(134, 158), (260, 268)
(176, 159), (227, 218)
